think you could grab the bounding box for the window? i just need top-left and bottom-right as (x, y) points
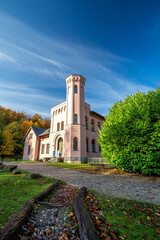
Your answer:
(57, 122), (60, 131)
(85, 116), (88, 129)
(97, 122), (100, 130)
(46, 144), (50, 154)
(73, 137), (78, 151)
(28, 145), (31, 155)
(74, 85), (77, 93)
(41, 144), (45, 154)
(73, 114), (78, 124)
(92, 139), (96, 152)
(61, 121), (64, 130)
(99, 144), (102, 153)
(86, 138), (89, 152)
(91, 119), (95, 131)
(29, 133), (33, 139)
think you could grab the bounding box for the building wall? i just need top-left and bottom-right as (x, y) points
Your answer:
(84, 103), (103, 158)
(50, 101), (66, 157)
(39, 137), (52, 160)
(23, 128), (37, 161)
(51, 102), (67, 133)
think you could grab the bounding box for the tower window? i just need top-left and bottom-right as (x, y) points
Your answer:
(74, 85), (78, 93)
(61, 121), (64, 130)
(92, 139), (96, 152)
(85, 116), (88, 130)
(57, 122), (60, 131)
(86, 138), (89, 152)
(73, 137), (78, 151)
(97, 122), (100, 130)
(99, 144), (102, 153)
(91, 119), (95, 131)
(73, 114), (78, 124)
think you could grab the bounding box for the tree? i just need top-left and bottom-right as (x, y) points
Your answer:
(98, 88), (160, 175)
(21, 120), (33, 135)
(0, 105), (50, 156)
(1, 129), (15, 155)
(0, 112), (6, 148)
(2, 122), (24, 156)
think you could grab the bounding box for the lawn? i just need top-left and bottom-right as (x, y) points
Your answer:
(3, 159), (40, 163)
(0, 171), (57, 228)
(85, 190), (160, 240)
(47, 162), (91, 169)
(47, 162), (125, 175)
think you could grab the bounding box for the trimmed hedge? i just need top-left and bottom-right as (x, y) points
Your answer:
(99, 88), (160, 175)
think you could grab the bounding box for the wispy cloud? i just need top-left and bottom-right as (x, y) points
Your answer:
(0, 80), (64, 110)
(0, 52), (18, 64)
(118, 78), (154, 94)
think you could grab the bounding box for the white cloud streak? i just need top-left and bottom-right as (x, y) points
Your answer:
(0, 52), (18, 64)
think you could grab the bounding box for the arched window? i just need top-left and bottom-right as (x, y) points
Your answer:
(46, 144), (50, 154)
(85, 116), (88, 130)
(97, 122), (100, 130)
(73, 137), (78, 151)
(92, 139), (96, 152)
(99, 144), (102, 153)
(91, 119), (95, 131)
(57, 122), (60, 131)
(61, 121), (64, 130)
(73, 114), (78, 124)
(86, 138), (89, 152)
(74, 85), (78, 93)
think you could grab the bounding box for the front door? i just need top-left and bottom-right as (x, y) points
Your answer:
(57, 138), (63, 157)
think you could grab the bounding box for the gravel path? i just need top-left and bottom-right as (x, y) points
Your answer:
(5, 162), (160, 205)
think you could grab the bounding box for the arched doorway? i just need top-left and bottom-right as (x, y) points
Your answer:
(57, 137), (63, 157)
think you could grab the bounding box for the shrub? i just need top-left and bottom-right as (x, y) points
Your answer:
(98, 88), (160, 175)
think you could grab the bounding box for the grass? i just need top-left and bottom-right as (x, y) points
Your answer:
(47, 162), (124, 175)
(0, 171), (57, 228)
(3, 159), (23, 162)
(86, 190), (160, 240)
(47, 162), (91, 169)
(3, 159), (42, 163)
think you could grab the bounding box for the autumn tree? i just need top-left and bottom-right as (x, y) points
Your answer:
(0, 105), (51, 156)
(2, 122), (24, 155)
(0, 112), (6, 148)
(1, 129), (15, 155)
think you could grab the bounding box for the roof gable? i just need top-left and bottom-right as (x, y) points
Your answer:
(32, 126), (46, 136)
(23, 126), (50, 140)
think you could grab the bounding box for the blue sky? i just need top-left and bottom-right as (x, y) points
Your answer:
(0, 0), (160, 117)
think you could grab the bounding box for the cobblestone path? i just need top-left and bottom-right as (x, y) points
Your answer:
(5, 162), (160, 205)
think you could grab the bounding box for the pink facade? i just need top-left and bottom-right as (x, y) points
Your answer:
(23, 74), (104, 162)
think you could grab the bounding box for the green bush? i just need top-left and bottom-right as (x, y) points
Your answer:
(98, 88), (160, 175)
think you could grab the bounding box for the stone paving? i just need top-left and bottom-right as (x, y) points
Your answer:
(5, 162), (160, 205)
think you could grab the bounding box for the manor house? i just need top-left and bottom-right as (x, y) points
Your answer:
(23, 74), (104, 163)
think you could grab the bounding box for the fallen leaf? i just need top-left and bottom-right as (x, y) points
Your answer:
(155, 212), (160, 217)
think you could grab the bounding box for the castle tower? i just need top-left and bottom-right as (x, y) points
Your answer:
(64, 74), (86, 162)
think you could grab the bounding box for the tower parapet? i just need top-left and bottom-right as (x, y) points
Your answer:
(66, 74), (86, 126)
